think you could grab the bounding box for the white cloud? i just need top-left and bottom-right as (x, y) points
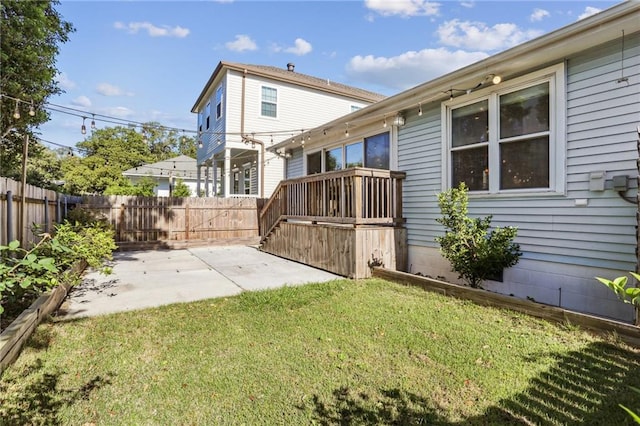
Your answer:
(96, 83), (133, 97)
(460, 1), (474, 8)
(102, 106), (134, 118)
(114, 21), (190, 38)
(285, 38), (313, 56)
(56, 72), (76, 90)
(578, 6), (601, 20)
(530, 8), (549, 22)
(225, 34), (258, 52)
(437, 19), (542, 51)
(272, 38), (313, 56)
(365, 0), (440, 17)
(346, 48), (488, 91)
(71, 96), (92, 108)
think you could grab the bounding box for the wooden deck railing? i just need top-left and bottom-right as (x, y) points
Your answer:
(259, 168), (405, 238)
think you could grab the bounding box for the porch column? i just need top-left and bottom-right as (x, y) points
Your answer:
(204, 164), (210, 197)
(212, 161), (218, 197)
(224, 148), (231, 198)
(196, 165), (202, 197)
(258, 147), (264, 198)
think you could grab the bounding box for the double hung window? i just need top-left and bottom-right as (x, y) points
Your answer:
(261, 86), (277, 118)
(446, 64), (564, 194)
(215, 86), (223, 120)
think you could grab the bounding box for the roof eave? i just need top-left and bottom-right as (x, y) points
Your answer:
(269, 1), (640, 152)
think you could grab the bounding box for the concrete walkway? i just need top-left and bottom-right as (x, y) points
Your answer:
(57, 246), (340, 320)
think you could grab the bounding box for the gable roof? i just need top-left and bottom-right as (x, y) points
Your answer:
(122, 155), (197, 179)
(191, 61), (386, 113)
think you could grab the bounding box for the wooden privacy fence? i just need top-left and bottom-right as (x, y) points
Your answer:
(0, 178), (80, 247)
(79, 195), (263, 243)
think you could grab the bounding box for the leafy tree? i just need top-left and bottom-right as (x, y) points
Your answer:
(172, 178), (191, 197)
(104, 176), (156, 196)
(1, 0), (74, 178)
(61, 124), (196, 195)
(435, 183), (521, 288)
(142, 122), (197, 160)
(26, 145), (66, 190)
(62, 126), (149, 194)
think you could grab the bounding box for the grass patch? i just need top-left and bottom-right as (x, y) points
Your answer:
(1, 278), (639, 425)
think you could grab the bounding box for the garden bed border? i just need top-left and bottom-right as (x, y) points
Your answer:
(372, 267), (640, 347)
(0, 260), (87, 375)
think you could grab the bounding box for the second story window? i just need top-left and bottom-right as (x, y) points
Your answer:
(261, 86), (277, 118)
(205, 102), (211, 129)
(215, 86), (223, 120)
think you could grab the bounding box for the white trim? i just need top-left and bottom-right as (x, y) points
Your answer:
(441, 63), (566, 196)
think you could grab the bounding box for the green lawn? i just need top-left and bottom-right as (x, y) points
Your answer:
(1, 278), (639, 425)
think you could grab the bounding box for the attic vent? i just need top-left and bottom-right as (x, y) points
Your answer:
(287, 62), (295, 72)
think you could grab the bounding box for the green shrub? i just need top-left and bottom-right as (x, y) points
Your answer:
(172, 178), (191, 197)
(435, 183), (522, 288)
(0, 220), (117, 316)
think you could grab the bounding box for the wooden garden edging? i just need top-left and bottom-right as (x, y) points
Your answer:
(373, 267), (640, 347)
(0, 260), (87, 376)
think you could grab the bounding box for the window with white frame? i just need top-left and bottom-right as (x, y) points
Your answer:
(215, 85), (223, 120)
(205, 102), (211, 129)
(445, 64), (564, 194)
(261, 86), (277, 118)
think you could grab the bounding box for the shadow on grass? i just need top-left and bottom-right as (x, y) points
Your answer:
(307, 341), (640, 425)
(0, 358), (113, 425)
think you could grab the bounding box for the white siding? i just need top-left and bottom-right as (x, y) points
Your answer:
(224, 70), (376, 196)
(399, 32), (639, 322)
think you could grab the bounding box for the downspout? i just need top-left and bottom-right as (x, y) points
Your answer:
(241, 68), (246, 136)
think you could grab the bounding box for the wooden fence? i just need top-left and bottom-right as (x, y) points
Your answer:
(79, 195), (263, 244)
(0, 178), (79, 247)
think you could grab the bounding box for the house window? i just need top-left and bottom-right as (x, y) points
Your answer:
(215, 86), (223, 120)
(445, 64), (563, 194)
(307, 151), (322, 174)
(325, 147), (342, 171)
(205, 102), (211, 130)
(244, 167), (251, 195)
(261, 86), (277, 118)
(345, 142), (363, 168)
(364, 133), (390, 170)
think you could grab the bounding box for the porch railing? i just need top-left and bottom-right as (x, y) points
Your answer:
(259, 168), (405, 239)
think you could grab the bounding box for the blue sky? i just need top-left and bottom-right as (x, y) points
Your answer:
(38, 0), (620, 150)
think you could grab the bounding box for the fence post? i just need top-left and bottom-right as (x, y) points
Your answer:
(44, 196), (49, 234)
(6, 190), (13, 243)
(185, 201), (190, 241)
(56, 195), (62, 224)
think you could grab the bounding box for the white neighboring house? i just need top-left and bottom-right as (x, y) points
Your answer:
(122, 155), (199, 197)
(191, 61), (385, 198)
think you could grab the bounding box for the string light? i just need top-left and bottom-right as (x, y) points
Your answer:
(344, 123), (349, 138)
(383, 115), (387, 128)
(81, 117), (87, 134)
(13, 100), (20, 119)
(91, 114), (96, 129)
(28, 102), (36, 117)
(418, 104), (423, 116)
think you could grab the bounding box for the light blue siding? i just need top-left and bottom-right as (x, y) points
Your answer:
(287, 148), (304, 179)
(399, 31), (639, 272)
